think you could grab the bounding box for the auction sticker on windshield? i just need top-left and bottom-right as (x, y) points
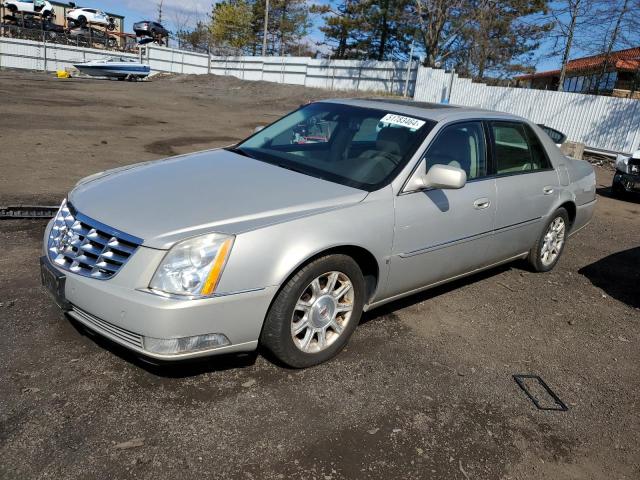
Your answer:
(380, 113), (426, 130)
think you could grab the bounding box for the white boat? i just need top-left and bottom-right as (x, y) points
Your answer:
(73, 56), (150, 80)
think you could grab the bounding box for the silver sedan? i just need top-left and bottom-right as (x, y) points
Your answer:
(41, 99), (596, 367)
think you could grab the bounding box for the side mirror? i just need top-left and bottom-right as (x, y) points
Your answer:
(405, 163), (466, 192)
(425, 164), (467, 189)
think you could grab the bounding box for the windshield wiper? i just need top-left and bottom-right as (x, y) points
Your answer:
(225, 146), (255, 159)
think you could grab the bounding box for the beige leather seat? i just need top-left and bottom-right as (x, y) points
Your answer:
(348, 127), (411, 184)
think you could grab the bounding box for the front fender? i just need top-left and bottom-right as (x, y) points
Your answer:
(216, 187), (395, 301)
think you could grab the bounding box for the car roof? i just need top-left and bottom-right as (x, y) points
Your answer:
(319, 98), (526, 123)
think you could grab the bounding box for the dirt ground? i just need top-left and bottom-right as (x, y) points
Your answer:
(0, 71), (639, 480)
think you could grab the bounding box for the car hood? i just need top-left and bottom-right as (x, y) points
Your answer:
(69, 149), (368, 249)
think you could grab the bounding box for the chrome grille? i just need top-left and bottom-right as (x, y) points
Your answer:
(47, 200), (142, 280)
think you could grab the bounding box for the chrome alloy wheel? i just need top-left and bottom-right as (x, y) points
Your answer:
(540, 217), (566, 266)
(291, 271), (354, 353)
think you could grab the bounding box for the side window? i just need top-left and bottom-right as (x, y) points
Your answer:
(491, 121), (550, 174)
(491, 122), (532, 174)
(523, 124), (551, 170)
(424, 122), (487, 180)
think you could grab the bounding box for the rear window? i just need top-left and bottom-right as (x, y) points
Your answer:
(490, 121), (551, 174)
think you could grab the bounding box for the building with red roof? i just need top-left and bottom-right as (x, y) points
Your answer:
(515, 47), (640, 97)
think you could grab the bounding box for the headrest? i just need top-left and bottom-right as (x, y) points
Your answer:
(377, 127), (410, 156)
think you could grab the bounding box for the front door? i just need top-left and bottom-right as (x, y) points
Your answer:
(385, 121), (497, 299)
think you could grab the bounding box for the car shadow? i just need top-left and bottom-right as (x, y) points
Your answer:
(67, 316), (258, 378)
(578, 247), (640, 309)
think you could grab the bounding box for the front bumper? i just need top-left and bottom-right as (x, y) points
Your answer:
(614, 171), (640, 192)
(42, 224), (277, 361)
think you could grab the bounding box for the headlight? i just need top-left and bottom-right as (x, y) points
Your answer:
(615, 154), (630, 174)
(149, 233), (234, 297)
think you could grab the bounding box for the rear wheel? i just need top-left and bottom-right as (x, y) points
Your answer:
(528, 208), (569, 272)
(260, 255), (365, 368)
(77, 15), (87, 26)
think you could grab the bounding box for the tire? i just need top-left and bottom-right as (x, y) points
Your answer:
(260, 254), (365, 368)
(77, 15), (86, 26)
(8, 5), (17, 13)
(611, 176), (626, 198)
(527, 207), (569, 272)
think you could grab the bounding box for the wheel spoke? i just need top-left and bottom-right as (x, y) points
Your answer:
(325, 272), (339, 293)
(292, 319), (309, 336)
(295, 300), (311, 312)
(332, 282), (352, 300)
(335, 304), (353, 315)
(300, 328), (314, 351)
(317, 328), (327, 349)
(329, 320), (343, 334)
(310, 278), (322, 298)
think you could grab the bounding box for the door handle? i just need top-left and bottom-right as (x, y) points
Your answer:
(543, 186), (554, 195)
(473, 198), (491, 210)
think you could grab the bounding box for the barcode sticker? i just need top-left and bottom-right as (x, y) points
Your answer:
(379, 113), (426, 130)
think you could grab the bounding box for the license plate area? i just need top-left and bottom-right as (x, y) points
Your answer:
(40, 256), (71, 310)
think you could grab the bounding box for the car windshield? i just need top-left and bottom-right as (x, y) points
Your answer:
(232, 102), (436, 191)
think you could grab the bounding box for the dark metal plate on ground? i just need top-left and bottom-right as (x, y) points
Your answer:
(513, 374), (568, 411)
(1, 206), (58, 219)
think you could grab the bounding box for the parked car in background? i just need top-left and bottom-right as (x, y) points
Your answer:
(613, 150), (640, 197)
(133, 20), (168, 38)
(68, 26), (117, 47)
(538, 124), (567, 146)
(41, 100), (596, 368)
(66, 7), (114, 30)
(3, 0), (53, 17)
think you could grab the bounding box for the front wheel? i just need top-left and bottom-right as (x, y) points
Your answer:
(260, 255), (365, 368)
(528, 208), (569, 272)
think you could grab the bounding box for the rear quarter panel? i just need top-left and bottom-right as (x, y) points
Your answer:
(566, 158), (597, 206)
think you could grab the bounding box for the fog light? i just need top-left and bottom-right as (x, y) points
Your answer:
(143, 333), (230, 355)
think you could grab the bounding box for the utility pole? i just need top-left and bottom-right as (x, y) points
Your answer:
(403, 40), (415, 98)
(262, 0), (270, 56)
(157, 0), (164, 24)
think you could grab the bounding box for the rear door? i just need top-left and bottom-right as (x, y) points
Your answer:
(486, 121), (560, 262)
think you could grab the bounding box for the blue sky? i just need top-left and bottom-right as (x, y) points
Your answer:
(75, 0), (573, 73)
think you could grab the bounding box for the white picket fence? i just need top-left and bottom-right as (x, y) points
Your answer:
(2, 36), (639, 153)
(414, 67), (640, 154)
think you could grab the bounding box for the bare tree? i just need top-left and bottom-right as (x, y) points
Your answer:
(594, 0), (631, 93)
(414, 0), (470, 68)
(549, 0), (597, 91)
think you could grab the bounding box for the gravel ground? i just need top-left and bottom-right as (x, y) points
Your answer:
(0, 71), (639, 480)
